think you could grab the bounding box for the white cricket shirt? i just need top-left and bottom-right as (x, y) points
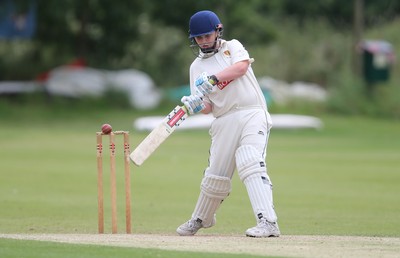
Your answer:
(189, 39), (268, 118)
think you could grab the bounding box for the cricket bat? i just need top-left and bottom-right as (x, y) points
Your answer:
(130, 105), (188, 166)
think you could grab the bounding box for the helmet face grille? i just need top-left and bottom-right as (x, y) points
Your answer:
(189, 36), (221, 59)
(189, 10), (221, 38)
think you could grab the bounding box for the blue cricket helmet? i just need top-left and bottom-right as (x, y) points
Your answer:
(189, 10), (222, 38)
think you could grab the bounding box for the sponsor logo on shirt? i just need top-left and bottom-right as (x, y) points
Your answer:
(217, 80), (233, 90)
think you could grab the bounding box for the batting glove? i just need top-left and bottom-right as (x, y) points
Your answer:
(194, 72), (218, 97)
(181, 95), (205, 115)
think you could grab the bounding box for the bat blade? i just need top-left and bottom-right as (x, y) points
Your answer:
(130, 105), (188, 166)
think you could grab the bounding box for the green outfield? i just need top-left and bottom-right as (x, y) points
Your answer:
(0, 104), (399, 257)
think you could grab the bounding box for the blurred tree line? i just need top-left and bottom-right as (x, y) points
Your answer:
(1, 0), (399, 88)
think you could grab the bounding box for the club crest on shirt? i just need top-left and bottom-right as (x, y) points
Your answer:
(223, 50), (231, 57)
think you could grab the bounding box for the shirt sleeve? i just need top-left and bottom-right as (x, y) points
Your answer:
(228, 39), (250, 64)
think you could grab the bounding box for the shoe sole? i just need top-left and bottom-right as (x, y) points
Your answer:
(176, 229), (197, 236)
(246, 233), (280, 238)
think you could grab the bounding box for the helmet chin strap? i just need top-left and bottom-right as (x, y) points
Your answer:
(198, 37), (220, 59)
(200, 37), (219, 54)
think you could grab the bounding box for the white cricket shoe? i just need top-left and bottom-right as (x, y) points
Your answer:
(245, 218), (280, 237)
(176, 216), (216, 236)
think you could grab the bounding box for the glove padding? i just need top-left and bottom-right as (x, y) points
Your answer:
(194, 72), (216, 97)
(181, 95), (205, 115)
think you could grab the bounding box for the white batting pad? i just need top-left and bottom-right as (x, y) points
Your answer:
(244, 173), (277, 222)
(236, 145), (277, 222)
(235, 145), (265, 181)
(192, 175), (231, 227)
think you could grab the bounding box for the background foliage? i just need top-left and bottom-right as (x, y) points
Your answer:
(0, 0), (399, 117)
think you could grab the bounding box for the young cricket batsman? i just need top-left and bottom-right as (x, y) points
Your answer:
(177, 10), (280, 237)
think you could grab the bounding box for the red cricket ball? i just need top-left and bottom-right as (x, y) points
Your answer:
(101, 123), (112, 134)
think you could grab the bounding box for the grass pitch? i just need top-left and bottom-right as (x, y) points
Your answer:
(0, 102), (399, 257)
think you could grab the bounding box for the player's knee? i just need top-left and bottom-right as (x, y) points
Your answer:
(235, 145), (266, 182)
(200, 174), (231, 199)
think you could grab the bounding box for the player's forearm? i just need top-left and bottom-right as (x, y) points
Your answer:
(214, 60), (249, 82)
(201, 102), (212, 114)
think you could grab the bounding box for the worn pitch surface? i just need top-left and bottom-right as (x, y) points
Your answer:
(1, 234), (399, 257)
